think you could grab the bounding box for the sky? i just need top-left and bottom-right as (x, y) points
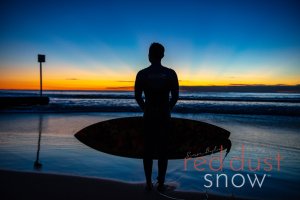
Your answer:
(0, 0), (299, 90)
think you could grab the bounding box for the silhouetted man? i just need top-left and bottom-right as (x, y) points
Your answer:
(134, 42), (179, 191)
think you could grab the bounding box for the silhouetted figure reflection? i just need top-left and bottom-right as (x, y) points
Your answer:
(135, 43), (179, 191)
(34, 114), (43, 170)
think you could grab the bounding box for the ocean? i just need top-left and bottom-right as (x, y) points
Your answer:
(1, 90), (300, 115)
(0, 90), (300, 199)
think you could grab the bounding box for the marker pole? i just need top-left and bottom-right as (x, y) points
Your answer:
(40, 62), (42, 97)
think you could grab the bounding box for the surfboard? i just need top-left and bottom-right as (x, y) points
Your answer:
(75, 117), (231, 159)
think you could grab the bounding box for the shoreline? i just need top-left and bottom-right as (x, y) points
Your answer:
(0, 169), (248, 200)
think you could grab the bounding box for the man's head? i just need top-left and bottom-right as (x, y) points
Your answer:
(148, 42), (164, 64)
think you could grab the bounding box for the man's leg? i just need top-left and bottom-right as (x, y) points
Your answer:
(143, 117), (154, 189)
(143, 158), (153, 186)
(157, 157), (168, 184)
(157, 118), (170, 186)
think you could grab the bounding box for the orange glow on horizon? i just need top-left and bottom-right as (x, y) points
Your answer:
(1, 64), (299, 91)
(1, 78), (299, 91)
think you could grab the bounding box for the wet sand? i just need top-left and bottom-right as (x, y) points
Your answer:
(1, 113), (299, 199)
(0, 169), (245, 200)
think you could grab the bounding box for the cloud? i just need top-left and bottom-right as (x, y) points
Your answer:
(105, 86), (133, 90)
(65, 78), (79, 80)
(178, 80), (191, 82)
(116, 80), (134, 83)
(228, 83), (267, 86)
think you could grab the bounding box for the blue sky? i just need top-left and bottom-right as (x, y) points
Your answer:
(1, 0), (300, 89)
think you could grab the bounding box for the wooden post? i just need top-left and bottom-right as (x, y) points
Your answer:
(38, 54), (45, 97)
(40, 62), (42, 97)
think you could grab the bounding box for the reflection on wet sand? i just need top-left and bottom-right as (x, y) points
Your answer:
(34, 114), (43, 170)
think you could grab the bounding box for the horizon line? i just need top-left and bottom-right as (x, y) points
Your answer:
(1, 84), (300, 93)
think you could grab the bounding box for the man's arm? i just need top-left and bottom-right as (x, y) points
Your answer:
(134, 71), (145, 111)
(169, 70), (179, 110)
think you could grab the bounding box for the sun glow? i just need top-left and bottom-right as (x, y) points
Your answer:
(1, 62), (299, 91)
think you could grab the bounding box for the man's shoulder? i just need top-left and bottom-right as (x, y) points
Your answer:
(166, 66), (176, 73)
(162, 66), (177, 76)
(137, 66), (177, 76)
(137, 67), (150, 77)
